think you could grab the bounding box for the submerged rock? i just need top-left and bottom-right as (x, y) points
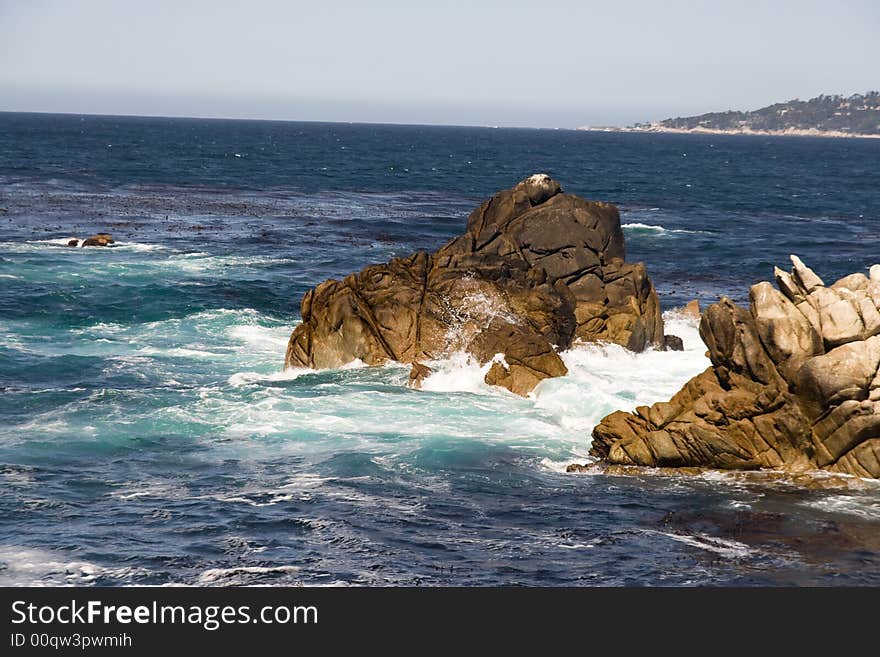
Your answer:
(408, 362), (433, 389)
(81, 233), (115, 247)
(589, 256), (880, 478)
(285, 174), (665, 395)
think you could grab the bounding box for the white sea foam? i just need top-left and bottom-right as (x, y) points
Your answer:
(262, 311), (695, 459)
(622, 222), (666, 231)
(227, 323), (291, 353)
(0, 546), (148, 586)
(197, 565), (300, 584)
(532, 313), (707, 439)
(539, 453), (595, 473)
(0, 547), (102, 585)
(110, 483), (184, 501)
(71, 321), (127, 335)
(0, 467), (36, 487)
(621, 222), (700, 234)
(418, 351), (497, 395)
(214, 493), (298, 507)
(651, 531), (754, 559)
(26, 237), (81, 246)
(227, 367), (311, 387)
(801, 494), (880, 520)
(158, 252), (288, 274)
(113, 242), (169, 252)
(136, 346), (220, 359)
(661, 309), (705, 351)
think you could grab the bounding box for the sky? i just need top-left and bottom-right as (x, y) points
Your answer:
(1, 0), (878, 128)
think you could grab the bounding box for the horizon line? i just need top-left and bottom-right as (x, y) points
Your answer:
(0, 108), (579, 131)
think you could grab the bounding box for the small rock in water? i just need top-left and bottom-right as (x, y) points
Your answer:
(663, 334), (684, 351)
(81, 233), (115, 247)
(67, 238), (79, 247)
(408, 362), (433, 389)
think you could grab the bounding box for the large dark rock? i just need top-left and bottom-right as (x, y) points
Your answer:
(285, 175), (665, 395)
(589, 256), (880, 478)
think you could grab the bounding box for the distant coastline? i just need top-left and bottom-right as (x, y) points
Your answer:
(582, 92), (880, 139)
(576, 124), (880, 139)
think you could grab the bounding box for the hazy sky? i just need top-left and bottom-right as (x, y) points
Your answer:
(1, 0), (878, 127)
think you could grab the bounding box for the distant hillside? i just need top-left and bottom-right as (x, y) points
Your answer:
(658, 92), (880, 135)
(582, 92), (880, 138)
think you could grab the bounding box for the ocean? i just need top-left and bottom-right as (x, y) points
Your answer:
(1, 113), (878, 586)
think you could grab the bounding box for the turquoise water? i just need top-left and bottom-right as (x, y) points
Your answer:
(1, 114), (879, 585)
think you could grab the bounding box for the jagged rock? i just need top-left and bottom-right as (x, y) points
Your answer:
(81, 233), (115, 247)
(588, 256), (880, 478)
(749, 281), (822, 378)
(67, 239), (79, 247)
(808, 286), (864, 348)
(791, 254), (823, 293)
(408, 362), (433, 389)
(285, 175), (664, 395)
(472, 318), (570, 396)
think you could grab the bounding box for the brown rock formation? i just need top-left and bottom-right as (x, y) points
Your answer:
(589, 256), (880, 478)
(81, 233), (115, 247)
(285, 175), (666, 395)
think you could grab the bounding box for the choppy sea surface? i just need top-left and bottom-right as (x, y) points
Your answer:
(1, 113), (879, 586)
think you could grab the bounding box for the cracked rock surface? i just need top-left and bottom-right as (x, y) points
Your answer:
(285, 174), (665, 395)
(590, 256), (880, 478)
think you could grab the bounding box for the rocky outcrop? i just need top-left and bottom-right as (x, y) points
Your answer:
(285, 174), (667, 395)
(589, 256), (880, 478)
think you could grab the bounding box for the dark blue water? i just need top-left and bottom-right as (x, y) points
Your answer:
(1, 113), (878, 586)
